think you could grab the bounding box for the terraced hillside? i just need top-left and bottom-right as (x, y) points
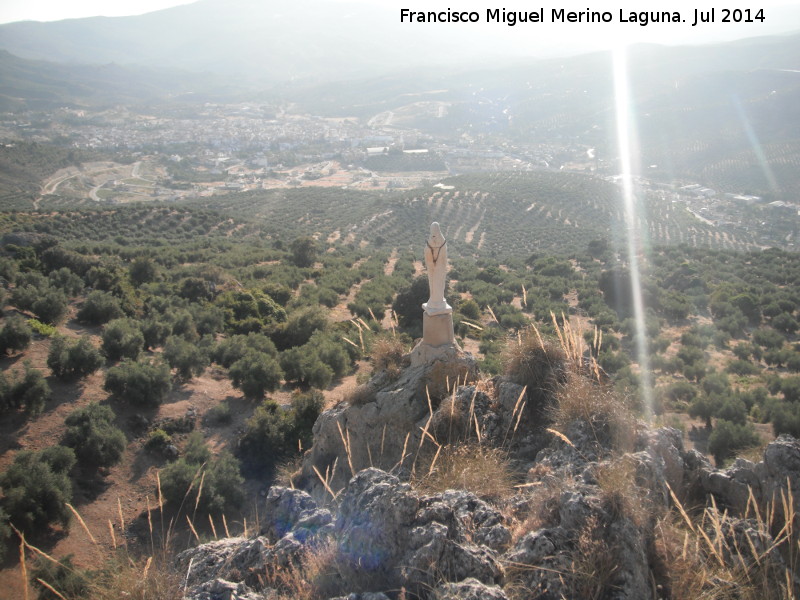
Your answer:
(202, 172), (760, 257)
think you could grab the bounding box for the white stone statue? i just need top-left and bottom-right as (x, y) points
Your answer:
(423, 222), (451, 315)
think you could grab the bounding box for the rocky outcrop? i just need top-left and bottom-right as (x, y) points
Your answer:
(179, 467), (509, 600)
(179, 429), (800, 600)
(432, 578), (509, 600)
(178, 354), (800, 600)
(687, 434), (800, 513)
(298, 352), (478, 498)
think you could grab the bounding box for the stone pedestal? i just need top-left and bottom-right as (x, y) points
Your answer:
(409, 309), (461, 367)
(422, 311), (455, 347)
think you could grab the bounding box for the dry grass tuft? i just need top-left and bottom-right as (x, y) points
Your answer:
(423, 360), (478, 401)
(413, 444), (515, 502)
(258, 538), (392, 600)
(550, 372), (639, 452)
(503, 330), (569, 413)
(595, 456), (650, 527)
(654, 484), (800, 600)
(565, 514), (621, 600)
(370, 337), (406, 380)
(274, 454), (305, 488)
(90, 557), (183, 600)
(344, 383), (376, 407)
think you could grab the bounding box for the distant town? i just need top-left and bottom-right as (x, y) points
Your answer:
(2, 101), (796, 249)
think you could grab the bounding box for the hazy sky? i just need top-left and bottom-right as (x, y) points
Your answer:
(0, 0), (196, 23)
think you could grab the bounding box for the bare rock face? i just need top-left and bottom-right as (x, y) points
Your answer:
(178, 431), (800, 600)
(689, 434), (800, 513)
(177, 358), (800, 600)
(336, 469), (505, 595)
(184, 578), (265, 600)
(298, 352), (478, 498)
(178, 468), (509, 599)
(433, 578), (509, 600)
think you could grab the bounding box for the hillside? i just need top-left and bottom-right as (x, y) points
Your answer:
(0, 199), (797, 597)
(198, 172), (762, 256)
(0, 50), (227, 111)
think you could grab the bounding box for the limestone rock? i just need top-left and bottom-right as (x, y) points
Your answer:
(298, 352), (477, 498)
(690, 435), (800, 513)
(262, 486), (327, 540)
(433, 577), (509, 600)
(183, 578), (268, 600)
(177, 537), (271, 590)
(326, 593), (390, 600)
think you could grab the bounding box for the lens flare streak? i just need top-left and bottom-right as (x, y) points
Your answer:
(612, 46), (654, 419)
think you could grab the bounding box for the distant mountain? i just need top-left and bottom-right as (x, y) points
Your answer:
(0, 0), (527, 85)
(0, 49), (235, 110)
(2, 0), (800, 86)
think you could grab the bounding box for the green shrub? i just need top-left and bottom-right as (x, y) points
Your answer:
(215, 288), (286, 334)
(48, 267), (84, 297)
(392, 275), (433, 334)
(0, 365), (51, 416)
(689, 394), (722, 429)
(598, 350), (629, 374)
(708, 419), (760, 466)
(289, 236), (318, 267)
(229, 350), (283, 399)
(781, 377), (800, 403)
(769, 401), (800, 438)
(663, 380), (697, 404)
(142, 317), (171, 350)
(163, 335), (209, 381)
(145, 428), (173, 453)
(213, 333), (278, 368)
(752, 328), (786, 350)
(771, 312), (799, 334)
(701, 372), (730, 396)
(458, 298), (481, 320)
(290, 390), (324, 449)
(0, 506), (10, 562)
(726, 359), (760, 376)
(77, 290), (124, 325)
(62, 403), (126, 469)
(272, 305), (328, 350)
(32, 288), (68, 324)
(715, 396), (748, 425)
(159, 432), (244, 514)
(102, 318), (144, 361)
(129, 257), (158, 285)
(0, 315), (32, 354)
(238, 392), (323, 475)
(104, 359), (171, 407)
(204, 402), (232, 426)
(48, 335), (104, 379)
(12, 282), (43, 313)
(280, 345), (334, 389)
(0, 446), (75, 536)
(27, 318), (57, 337)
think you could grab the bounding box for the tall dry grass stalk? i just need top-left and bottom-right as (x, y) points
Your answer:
(12, 471), (244, 600)
(66, 503), (98, 548)
(37, 578), (69, 600)
(19, 532), (29, 600)
(658, 481), (800, 599)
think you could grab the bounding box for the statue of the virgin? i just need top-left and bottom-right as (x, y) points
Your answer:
(423, 222), (451, 315)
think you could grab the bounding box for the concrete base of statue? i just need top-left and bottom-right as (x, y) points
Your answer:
(409, 308), (461, 367)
